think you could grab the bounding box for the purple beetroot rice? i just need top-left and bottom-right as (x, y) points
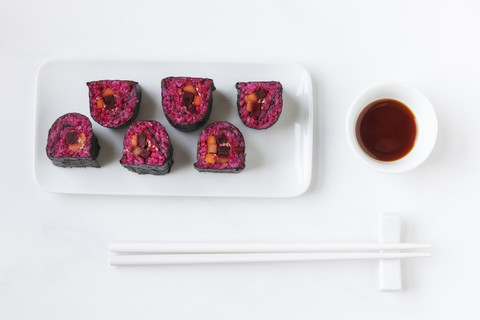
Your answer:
(46, 112), (100, 168)
(194, 121), (246, 173)
(235, 81), (283, 129)
(87, 80), (141, 128)
(120, 120), (173, 175)
(161, 77), (215, 132)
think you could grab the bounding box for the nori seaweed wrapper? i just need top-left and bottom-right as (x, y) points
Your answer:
(120, 120), (173, 175)
(236, 81), (283, 129)
(161, 77), (215, 132)
(194, 121), (246, 173)
(46, 112), (100, 168)
(87, 80), (141, 128)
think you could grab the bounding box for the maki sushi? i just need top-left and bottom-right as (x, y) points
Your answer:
(87, 80), (141, 128)
(161, 77), (215, 131)
(194, 121), (246, 173)
(235, 81), (283, 129)
(120, 120), (173, 175)
(46, 112), (100, 168)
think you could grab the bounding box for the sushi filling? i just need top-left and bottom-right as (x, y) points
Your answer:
(245, 88), (268, 118)
(95, 87), (118, 111)
(129, 132), (152, 160)
(205, 133), (233, 165)
(65, 131), (87, 153)
(47, 114), (94, 158)
(120, 121), (172, 168)
(161, 77), (215, 131)
(194, 122), (246, 172)
(87, 80), (140, 128)
(46, 112), (100, 168)
(236, 81), (282, 129)
(181, 84), (202, 114)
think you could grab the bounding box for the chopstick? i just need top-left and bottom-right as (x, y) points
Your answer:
(110, 251), (431, 266)
(109, 241), (430, 254)
(109, 241), (431, 266)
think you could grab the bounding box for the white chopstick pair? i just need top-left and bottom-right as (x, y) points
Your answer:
(109, 242), (431, 266)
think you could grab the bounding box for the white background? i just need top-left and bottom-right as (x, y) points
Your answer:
(1, 0), (479, 319)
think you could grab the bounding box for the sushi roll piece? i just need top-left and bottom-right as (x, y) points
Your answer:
(235, 81), (283, 129)
(120, 120), (173, 175)
(194, 121), (246, 173)
(46, 112), (100, 168)
(161, 77), (215, 132)
(87, 80), (141, 128)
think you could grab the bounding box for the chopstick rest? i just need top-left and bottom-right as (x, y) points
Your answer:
(379, 213), (402, 292)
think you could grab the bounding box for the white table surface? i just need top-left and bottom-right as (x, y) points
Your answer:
(1, 0), (479, 319)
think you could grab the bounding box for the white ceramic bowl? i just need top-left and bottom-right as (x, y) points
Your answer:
(346, 83), (438, 173)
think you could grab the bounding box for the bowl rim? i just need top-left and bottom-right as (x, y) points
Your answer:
(346, 83), (438, 173)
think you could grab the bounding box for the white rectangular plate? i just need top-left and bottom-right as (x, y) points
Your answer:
(34, 60), (313, 197)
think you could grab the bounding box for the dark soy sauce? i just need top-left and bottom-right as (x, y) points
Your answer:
(356, 99), (416, 162)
